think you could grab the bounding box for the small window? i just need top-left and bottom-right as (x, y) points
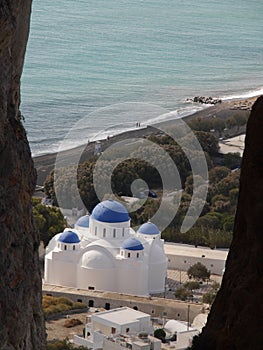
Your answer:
(103, 228), (106, 238)
(126, 328), (130, 333)
(111, 327), (116, 334)
(113, 229), (116, 238)
(128, 253), (130, 258)
(137, 253), (139, 258)
(88, 286), (95, 290)
(211, 264), (214, 267)
(73, 245), (75, 250)
(95, 227), (97, 236)
(64, 245), (67, 251)
(122, 228), (125, 237)
(121, 251), (123, 256)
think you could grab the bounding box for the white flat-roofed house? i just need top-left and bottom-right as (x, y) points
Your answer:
(74, 307), (161, 350)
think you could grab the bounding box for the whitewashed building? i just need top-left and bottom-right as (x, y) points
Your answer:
(44, 199), (167, 296)
(74, 307), (161, 350)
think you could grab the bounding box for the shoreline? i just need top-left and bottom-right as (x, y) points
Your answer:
(33, 96), (258, 186)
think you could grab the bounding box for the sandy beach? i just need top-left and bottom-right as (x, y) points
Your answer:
(33, 96), (258, 186)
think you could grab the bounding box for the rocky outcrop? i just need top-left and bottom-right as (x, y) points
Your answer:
(187, 96), (222, 104)
(0, 1), (46, 349)
(191, 96), (263, 350)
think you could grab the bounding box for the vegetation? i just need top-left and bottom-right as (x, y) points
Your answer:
(47, 339), (87, 350)
(154, 328), (166, 342)
(174, 287), (191, 301)
(183, 281), (200, 290)
(32, 197), (67, 247)
(63, 318), (83, 328)
(42, 295), (86, 317)
(187, 262), (211, 281)
(40, 112), (246, 248)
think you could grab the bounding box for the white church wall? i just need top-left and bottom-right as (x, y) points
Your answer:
(45, 256), (77, 287)
(117, 260), (148, 296)
(77, 267), (116, 292)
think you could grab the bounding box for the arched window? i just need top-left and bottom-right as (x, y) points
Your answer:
(64, 245), (67, 251)
(73, 245), (75, 251)
(137, 253), (139, 258)
(128, 253), (130, 258)
(113, 229), (116, 238)
(103, 228), (106, 238)
(122, 228), (125, 237)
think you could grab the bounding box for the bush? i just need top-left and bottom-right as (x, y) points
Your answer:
(174, 287), (191, 301)
(203, 291), (217, 305)
(184, 281), (200, 290)
(63, 318), (83, 328)
(154, 328), (166, 342)
(187, 262), (211, 281)
(47, 338), (87, 350)
(43, 295), (86, 317)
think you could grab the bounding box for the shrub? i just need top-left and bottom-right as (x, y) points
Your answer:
(64, 318), (83, 328)
(42, 295), (86, 317)
(47, 338), (87, 350)
(174, 287), (191, 301)
(154, 328), (166, 342)
(184, 281), (200, 290)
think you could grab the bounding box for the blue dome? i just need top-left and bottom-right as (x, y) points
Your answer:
(138, 222), (160, 235)
(92, 200), (130, 223)
(58, 230), (80, 244)
(122, 237), (144, 251)
(76, 215), (90, 228)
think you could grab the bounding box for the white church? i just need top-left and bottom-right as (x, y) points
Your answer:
(44, 199), (167, 296)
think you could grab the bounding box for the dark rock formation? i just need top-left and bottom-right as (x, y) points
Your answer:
(191, 96), (263, 350)
(0, 1), (46, 349)
(187, 96), (222, 104)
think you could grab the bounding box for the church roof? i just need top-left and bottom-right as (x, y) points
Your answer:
(91, 199), (130, 223)
(122, 237), (144, 251)
(138, 222), (160, 235)
(58, 230), (80, 244)
(76, 215), (90, 228)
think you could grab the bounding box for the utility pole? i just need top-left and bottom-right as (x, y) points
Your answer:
(187, 305), (190, 331)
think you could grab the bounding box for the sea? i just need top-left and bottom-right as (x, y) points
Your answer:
(21, 0), (263, 157)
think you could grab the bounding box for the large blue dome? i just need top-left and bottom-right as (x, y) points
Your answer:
(122, 237), (144, 251)
(92, 200), (130, 223)
(76, 215), (90, 228)
(138, 222), (160, 235)
(58, 230), (80, 244)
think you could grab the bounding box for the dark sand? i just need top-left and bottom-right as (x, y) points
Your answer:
(33, 97), (257, 186)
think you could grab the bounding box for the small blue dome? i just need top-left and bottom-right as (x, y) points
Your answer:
(58, 230), (80, 244)
(122, 237), (144, 251)
(138, 222), (160, 235)
(92, 200), (130, 223)
(76, 215), (90, 228)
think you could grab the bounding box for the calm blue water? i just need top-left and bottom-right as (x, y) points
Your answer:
(21, 0), (263, 156)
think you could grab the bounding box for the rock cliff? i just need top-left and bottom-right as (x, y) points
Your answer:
(0, 1), (46, 349)
(191, 96), (263, 349)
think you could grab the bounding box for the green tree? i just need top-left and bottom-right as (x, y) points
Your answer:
(187, 262), (210, 281)
(223, 153), (241, 169)
(209, 166), (230, 184)
(154, 328), (166, 342)
(32, 198), (67, 247)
